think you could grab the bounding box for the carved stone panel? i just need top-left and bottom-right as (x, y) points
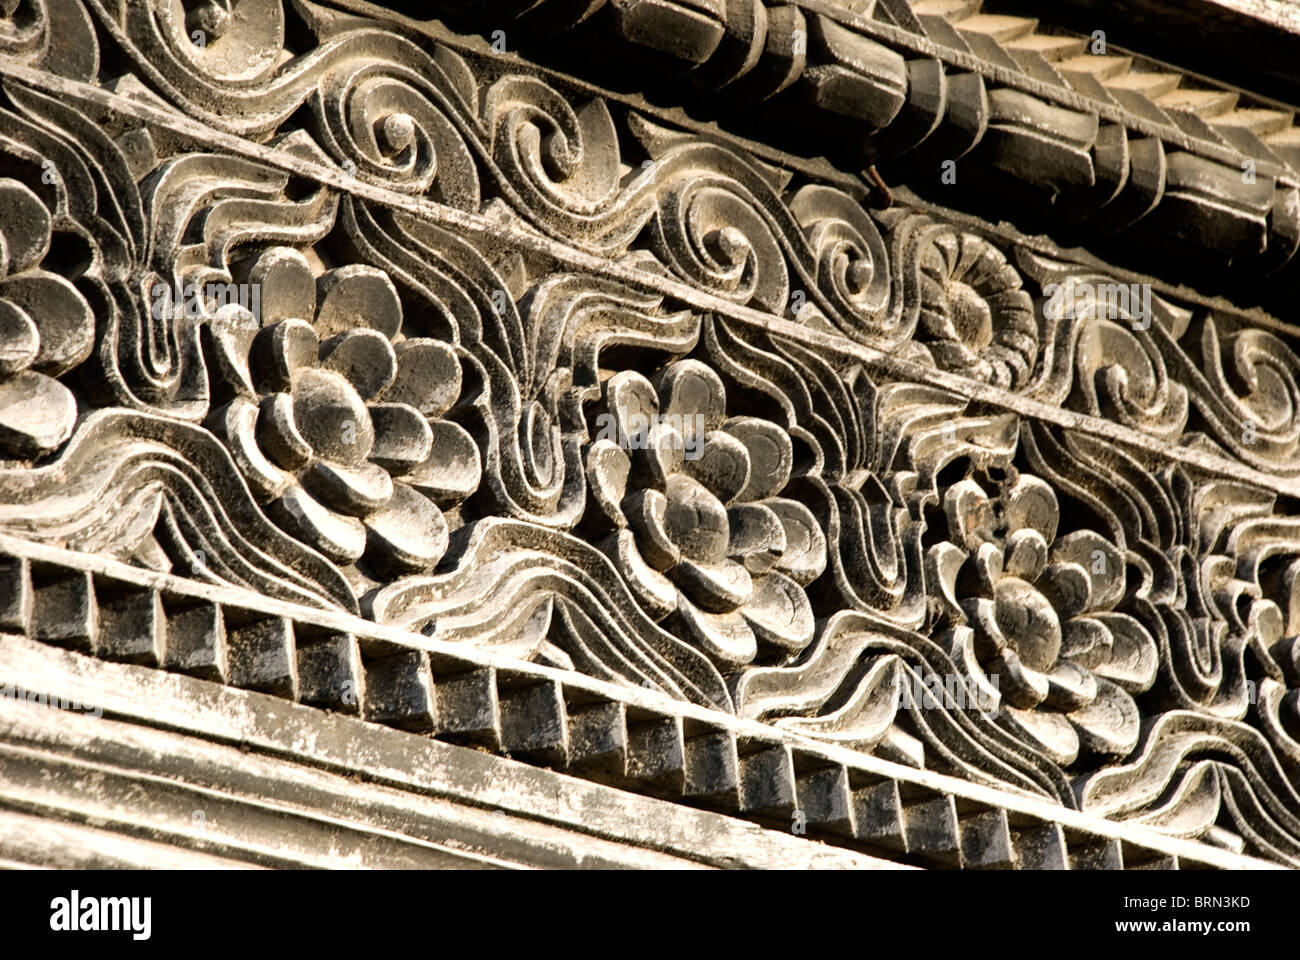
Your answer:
(1, 0), (1299, 869)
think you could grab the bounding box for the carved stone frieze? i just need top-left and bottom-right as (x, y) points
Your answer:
(389, 0), (1300, 297)
(1, 0), (1299, 868)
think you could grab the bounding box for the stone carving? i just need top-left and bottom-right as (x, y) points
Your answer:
(927, 468), (1155, 766)
(914, 226), (1036, 388)
(582, 358), (825, 668)
(205, 245), (478, 577)
(0, 0), (1298, 867)
(421, 0), (1300, 294)
(0, 178), (96, 457)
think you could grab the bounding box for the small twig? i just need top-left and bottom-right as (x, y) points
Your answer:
(864, 164), (893, 209)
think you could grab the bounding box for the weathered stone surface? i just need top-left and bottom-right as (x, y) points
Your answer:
(0, 0), (1297, 870)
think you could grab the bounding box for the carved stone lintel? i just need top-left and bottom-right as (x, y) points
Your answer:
(0, 0), (1297, 868)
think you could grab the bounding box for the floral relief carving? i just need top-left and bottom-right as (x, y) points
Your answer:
(0, 0), (1299, 866)
(205, 246), (480, 577)
(928, 468), (1158, 767)
(916, 229), (1037, 390)
(583, 358), (826, 669)
(0, 179), (96, 458)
